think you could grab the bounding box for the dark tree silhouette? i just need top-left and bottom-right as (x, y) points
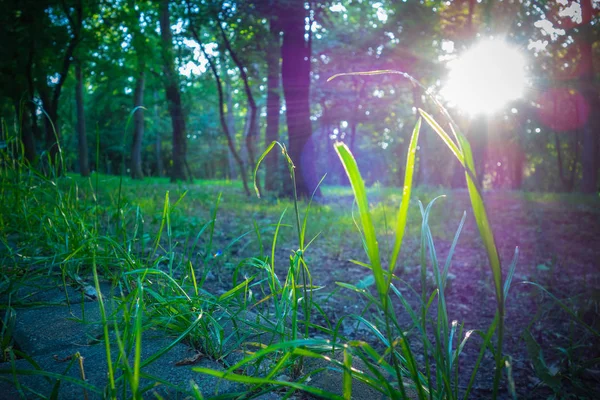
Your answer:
(279, 0), (320, 198)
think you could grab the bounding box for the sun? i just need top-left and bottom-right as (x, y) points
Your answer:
(442, 38), (527, 115)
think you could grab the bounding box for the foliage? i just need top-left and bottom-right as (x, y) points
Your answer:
(2, 0), (597, 191)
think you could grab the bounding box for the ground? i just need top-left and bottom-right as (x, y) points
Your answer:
(2, 177), (599, 399)
(202, 188), (600, 398)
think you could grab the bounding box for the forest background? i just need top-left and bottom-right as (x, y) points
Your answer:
(1, 0), (598, 196)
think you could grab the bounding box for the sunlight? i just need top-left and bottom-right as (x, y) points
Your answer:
(442, 38), (527, 115)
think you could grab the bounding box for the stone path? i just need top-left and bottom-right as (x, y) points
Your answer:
(0, 281), (392, 399)
(0, 282), (266, 399)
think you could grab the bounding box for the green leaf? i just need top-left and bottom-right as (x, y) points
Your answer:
(389, 118), (421, 275)
(334, 143), (386, 305)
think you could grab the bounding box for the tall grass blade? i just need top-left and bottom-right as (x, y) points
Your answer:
(334, 143), (385, 304)
(342, 349), (352, 400)
(417, 110), (463, 165)
(91, 252), (115, 396)
(419, 107), (506, 398)
(389, 118), (420, 275)
(503, 247), (519, 302)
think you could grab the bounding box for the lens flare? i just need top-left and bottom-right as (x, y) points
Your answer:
(442, 38), (527, 115)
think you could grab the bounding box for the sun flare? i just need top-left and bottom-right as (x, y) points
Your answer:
(442, 38), (527, 115)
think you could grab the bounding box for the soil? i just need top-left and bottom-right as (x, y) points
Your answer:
(204, 190), (600, 399)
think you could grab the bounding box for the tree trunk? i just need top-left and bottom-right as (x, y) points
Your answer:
(75, 61), (89, 177)
(153, 90), (163, 177)
(160, 0), (187, 182)
(131, 64), (145, 179)
(217, 20), (260, 193)
(511, 144), (525, 190)
(224, 76), (237, 179)
(349, 80), (365, 154)
(41, 2), (82, 175)
(14, 99), (36, 164)
(264, 18), (281, 192)
(280, 0), (319, 198)
(186, 3), (250, 195)
(580, 1), (598, 193)
(40, 92), (62, 174)
(240, 111), (250, 167)
(25, 45), (41, 145)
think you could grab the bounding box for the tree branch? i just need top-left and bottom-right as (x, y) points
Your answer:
(215, 13), (260, 195)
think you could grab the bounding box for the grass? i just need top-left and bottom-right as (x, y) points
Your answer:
(1, 94), (599, 399)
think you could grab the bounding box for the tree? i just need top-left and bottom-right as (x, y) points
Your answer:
(525, 0), (599, 192)
(579, 0), (599, 193)
(279, 0), (320, 198)
(160, 0), (188, 182)
(264, 16), (282, 192)
(186, 0), (251, 195)
(129, 2), (153, 180)
(131, 61), (146, 179)
(0, 1), (48, 164)
(75, 60), (89, 176)
(215, 11), (261, 194)
(36, 0), (84, 174)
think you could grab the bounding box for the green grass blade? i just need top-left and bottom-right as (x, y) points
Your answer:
(455, 131), (503, 305)
(253, 140), (280, 197)
(152, 191), (170, 258)
(503, 247), (519, 302)
(443, 211), (467, 288)
(342, 349), (352, 400)
(192, 367), (345, 399)
(389, 118), (421, 275)
(334, 143), (385, 304)
(91, 251), (115, 395)
(132, 278), (143, 399)
(418, 110), (463, 165)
